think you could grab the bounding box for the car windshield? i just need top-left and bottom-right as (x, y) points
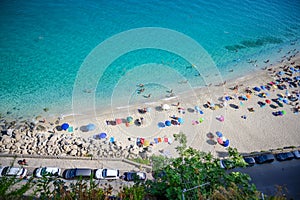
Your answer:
(41, 168), (47, 175)
(70, 169), (76, 177)
(102, 169), (107, 177)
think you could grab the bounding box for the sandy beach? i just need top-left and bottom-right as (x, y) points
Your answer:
(1, 51), (300, 162)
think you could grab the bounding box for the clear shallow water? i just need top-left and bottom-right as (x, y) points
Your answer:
(0, 0), (300, 118)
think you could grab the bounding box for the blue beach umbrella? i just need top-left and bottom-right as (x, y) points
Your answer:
(178, 118), (184, 124)
(216, 131), (223, 137)
(158, 122), (166, 128)
(99, 132), (107, 139)
(86, 123), (96, 131)
(165, 120), (171, 126)
(261, 85), (266, 90)
(283, 99), (288, 104)
(253, 87), (261, 92)
(61, 123), (69, 131)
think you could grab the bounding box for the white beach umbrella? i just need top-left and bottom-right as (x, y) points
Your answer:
(162, 104), (170, 110)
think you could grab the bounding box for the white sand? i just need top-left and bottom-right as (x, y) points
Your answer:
(53, 55), (300, 158)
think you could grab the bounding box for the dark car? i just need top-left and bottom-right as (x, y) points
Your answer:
(220, 159), (235, 169)
(243, 157), (255, 166)
(63, 168), (94, 179)
(292, 150), (300, 159)
(123, 172), (147, 181)
(275, 152), (294, 161)
(254, 154), (275, 164)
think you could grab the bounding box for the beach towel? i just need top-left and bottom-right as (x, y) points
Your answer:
(154, 138), (159, 144)
(164, 138), (168, 143)
(68, 126), (73, 132)
(140, 138), (145, 144)
(158, 138), (162, 143)
(168, 138), (173, 144)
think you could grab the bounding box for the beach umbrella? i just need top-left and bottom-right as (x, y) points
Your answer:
(158, 122), (166, 128)
(283, 99), (288, 104)
(199, 110), (204, 114)
(216, 131), (223, 137)
(165, 120), (171, 126)
(282, 110), (286, 115)
(99, 133), (107, 139)
(223, 139), (230, 147)
(97, 132), (107, 139)
(253, 87), (261, 92)
(143, 140), (150, 147)
(246, 94), (251, 99)
(178, 118), (184, 124)
(61, 123), (69, 131)
(217, 137), (223, 145)
(265, 99), (271, 104)
(86, 123), (96, 131)
(162, 104), (170, 110)
(199, 118), (204, 123)
(127, 116), (133, 123)
(217, 115), (224, 122)
(261, 85), (266, 90)
(225, 96), (230, 101)
(116, 119), (122, 125)
(195, 106), (200, 111)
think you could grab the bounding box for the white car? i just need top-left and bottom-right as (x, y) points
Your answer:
(0, 166), (27, 178)
(35, 167), (61, 178)
(95, 169), (119, 180)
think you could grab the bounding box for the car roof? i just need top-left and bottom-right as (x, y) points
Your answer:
(6, 167), (24, 176)
(75, 168), (93, 176)
(105, 169), (119, 176)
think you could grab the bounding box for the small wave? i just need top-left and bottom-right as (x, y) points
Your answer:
(162, 96), (177, 101)
(116, 105), (133, 109)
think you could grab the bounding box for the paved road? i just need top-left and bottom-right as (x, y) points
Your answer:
(0, 155), (152, 195)
(232, 159), (300, 199)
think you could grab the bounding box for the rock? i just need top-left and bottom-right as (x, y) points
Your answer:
(70, 149), (77, 156)
(14, 134), (21, 141)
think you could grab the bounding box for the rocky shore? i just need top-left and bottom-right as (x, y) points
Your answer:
(0, 118), (151, 160)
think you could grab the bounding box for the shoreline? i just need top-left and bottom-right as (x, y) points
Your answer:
(0, 51), (299, 160)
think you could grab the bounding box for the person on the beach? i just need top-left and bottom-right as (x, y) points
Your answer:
(139, 83), (144, 87)
(145, 94), (151, 98)
(176, 102), (180, 106)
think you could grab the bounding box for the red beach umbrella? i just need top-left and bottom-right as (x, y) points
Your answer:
(116, 119), (122, 125)
(217, 137), (223, 145)
(265, 99), (271, 104)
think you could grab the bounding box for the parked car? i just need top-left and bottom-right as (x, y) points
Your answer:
(95, 169), (119, 180)
(63, 168), (93, 179)
(123, 172), (147, 181)
(275, 152), (294, 161)
(292, 150), (300, 159)
(243, 157), (255, 166)
(0, 166), (27, 178)
(220, 159), (235, 169)
(35, 167), (61, 178)
(254, 154), (275, 164)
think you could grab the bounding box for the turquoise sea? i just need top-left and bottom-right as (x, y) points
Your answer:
(1, 0), (300, 119)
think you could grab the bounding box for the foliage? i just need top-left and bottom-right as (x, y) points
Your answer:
(118, 185), (145, 200)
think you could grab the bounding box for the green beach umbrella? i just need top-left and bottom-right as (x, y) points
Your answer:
(282, 110), (286, 115)
(127, 116), (133, 123)
(199, 118), (204, 123)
